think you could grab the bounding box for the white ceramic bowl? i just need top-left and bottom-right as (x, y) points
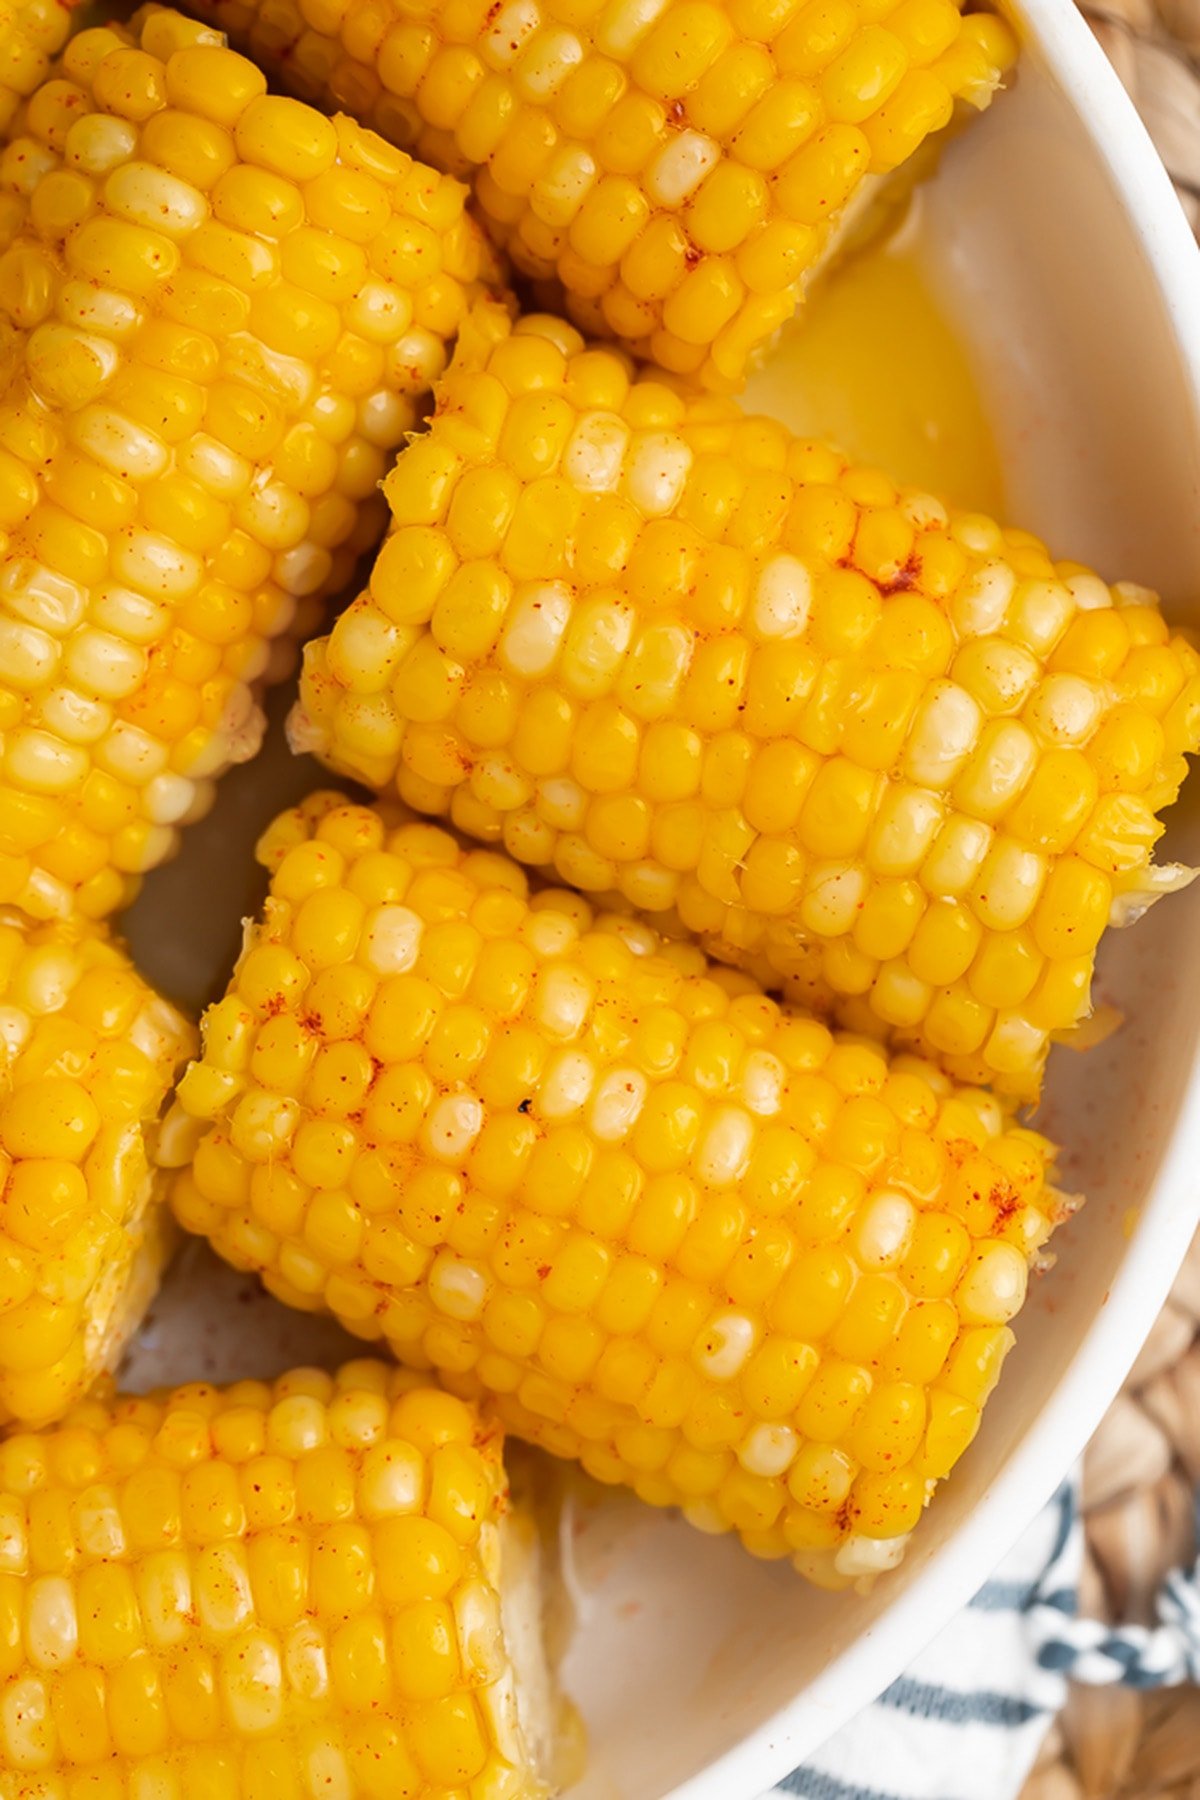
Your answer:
(122, 7), (1200, 1795)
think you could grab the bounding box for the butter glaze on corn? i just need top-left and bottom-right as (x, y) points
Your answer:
(0, 910), (192, 1426)
(0, 10), (491, 922)
(175, 0), (1014, 388)
(165, 793), (1063, 1584)
(0, 1362), (547, 1795)
(291, 313), (1200, 1095)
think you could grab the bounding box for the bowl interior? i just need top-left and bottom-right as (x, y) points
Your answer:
(121, 10), (1200, 1798)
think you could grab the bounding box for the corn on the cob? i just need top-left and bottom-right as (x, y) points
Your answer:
(0, 909), (193, 1427)
(0, 1360), (553, 1794)
(291, 313), (1200, 1096)
(178, 0), (1015, 389)
(0, 0), (74, 136)
(0, 10), (493, 923)
(164, 792), (1062, 1585)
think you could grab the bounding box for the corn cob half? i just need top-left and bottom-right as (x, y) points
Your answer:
(0, 1360), (553, 1794)
(177, 0), (1015, 389)
(291, 313), (1200, 1096)
(0, 9), (495, 923)
(164, 793), (1063, 1585)
(0, 909), (193, 1426)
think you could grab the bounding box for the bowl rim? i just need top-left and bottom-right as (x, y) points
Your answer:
(665, 5), (1200, 1796)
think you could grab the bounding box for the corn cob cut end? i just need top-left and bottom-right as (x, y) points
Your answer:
(0, 1361), (558, 1793)
(0, 909), (194, 1426)
(167, 793), (1064, 1587)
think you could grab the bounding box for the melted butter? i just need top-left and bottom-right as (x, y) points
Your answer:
(743, 206), (1004, 519)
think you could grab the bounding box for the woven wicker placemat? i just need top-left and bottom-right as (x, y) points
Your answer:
(1018, 14), (1200, 1795)
(1021, 1232), (1200, 1797)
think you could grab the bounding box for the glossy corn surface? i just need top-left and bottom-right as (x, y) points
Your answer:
(292, 314), (1200, 1096)
(0, 10), (492, 922)
(165, 793), (1061, 1584)
(0, 1361), (546, 1795)
(0, 0), (73, 135)
(0, 909), (192, 1427)
(178, 0), (1014, 388)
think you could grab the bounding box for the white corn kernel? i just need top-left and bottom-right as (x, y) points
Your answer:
(588, 1067), (647, 1139)
(0, 619), (59, 689)
(834, 1532), (911, 1578)
(741, 1049), (785, 1116)
(904, 681), (982, 788)
(645, 131), (720, 208)
(564, 411), (630, 494)
(694, 1310), (758, 1380)
(1025, 673), (1106, 746)
(4, 728), (88, 793)
(852, 1192), (916, 1269)
(37, 686), (111, 745)
(113, 530), (203, 599)
(532, 144), (598, 227)
(104, 161), (208, 235)
(1066, 572), (1112, 612)
(482, 0), (541, 67)
(25, 1576), (78, 1669)
(428, 1252), (489, 1322)
(65, 113), (139, 174)
(596, 0), (670, 55)
(536, 777), (588, 831)
(500, 582), (572, 678)
(625, 432), (692, 516)
(695, 1105), (754, 1186)
(360, 905), (423, 974)
(71, 406), (169, 481)
(63, 629), (148, 699)
(955, 1241), (1028, 1324)
(537, 1049), (596, 1118)
(751, 555), (812, 639)
(800, 863), (867, 936)
(2, 561), (87, 634)
(531, 962), (593, 1038)
(143, 772), (196, 824)
(950, 561), (1016, 637)
(515, 26), (584, 97)
(423, 1092), (484, 1160)
(738, 1423), (797, 1479)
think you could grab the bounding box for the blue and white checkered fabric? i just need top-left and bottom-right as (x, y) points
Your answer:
(761, 1482), (1082, 1800)
(763, 1477), (1200, 1800)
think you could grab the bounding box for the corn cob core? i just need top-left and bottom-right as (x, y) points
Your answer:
(165, 793), (1060, 1586)
(176, 0), (1014, 388)
(0, 909), (193, 1427)
(0, 1361), (547, 1795)
(0, 0), (74, 136)
(0, 10), (491, 923)
(291, 314), (1200, 1097)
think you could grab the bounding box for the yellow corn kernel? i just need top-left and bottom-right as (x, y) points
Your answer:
(0, 908), (193, 1427)
(0, 11), (497, 922)
(165, 792), (1062, 1587)
(0, 1364), (549, 1792)
(291, 316), (1200, 1098)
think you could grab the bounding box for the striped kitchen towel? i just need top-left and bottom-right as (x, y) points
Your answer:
(764, 1480), (1083, 1800)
